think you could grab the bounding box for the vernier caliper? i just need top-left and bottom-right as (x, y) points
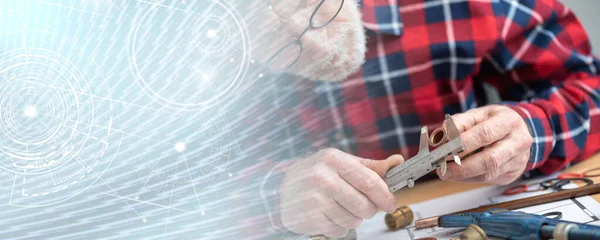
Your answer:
(385, 114), (464, 192)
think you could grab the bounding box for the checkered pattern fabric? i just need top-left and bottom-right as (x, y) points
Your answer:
(312, 0), (600, 174)
(244, 0), (600, 238)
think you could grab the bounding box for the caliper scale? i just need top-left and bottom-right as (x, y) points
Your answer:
(385, 114), (464, 192)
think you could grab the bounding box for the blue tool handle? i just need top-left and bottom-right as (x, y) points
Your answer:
(439, 209), (600, 240)
(540, 225), (600, 240)
(438, 213), (478, 228)
(440, 211), (544, 240)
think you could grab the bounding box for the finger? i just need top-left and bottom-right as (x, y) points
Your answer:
(328, 176), (378, 219)
(487, 154), (529, 185)
(335, 160), (397, 213)
(459, 157), (522, 184)
(319, 149), (397, 213)
(339, 166), (397, 213)
(359, 154), (405, 177)
(460, 115), (513, 154)
(320, 197), (363, 229)
(317, 213), (349, 238)
(440, 137), (517, 181)
(451, 107), (490, 133)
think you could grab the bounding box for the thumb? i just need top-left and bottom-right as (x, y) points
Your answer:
(359, 154), (405, 178)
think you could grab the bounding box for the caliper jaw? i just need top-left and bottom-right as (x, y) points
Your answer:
(385, 114), (464, 193)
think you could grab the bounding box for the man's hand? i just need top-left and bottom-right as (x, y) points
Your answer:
(439, 105), (533, 185)
(278, 148), (403, 237)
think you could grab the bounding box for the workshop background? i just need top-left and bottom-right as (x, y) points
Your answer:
(562, 0), (600, 55)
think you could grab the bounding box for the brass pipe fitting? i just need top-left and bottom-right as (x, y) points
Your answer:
(385, 206), (414, 231)
(460, 224), (488, 240)
(429, 127), (447, 147)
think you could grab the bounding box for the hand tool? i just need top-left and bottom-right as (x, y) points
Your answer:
(437, 209), (600, 240)
(502, 183), (546, 196)
(416, 183), (600, 229)
(558, 173), (585, 180)
(385, 114), (464, 192)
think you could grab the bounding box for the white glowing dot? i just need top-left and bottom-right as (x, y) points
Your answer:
(206, 29), (217, 38)
(201, 211), (206, 216)
(142, 218), (147, 223)
(135, 196), (139, 200)
(24, 105), (38, 118)
(229, 58), (234, 62)
(258, 73), (264, 78)
(268, 5), (272, 9)
(201, 73), (210, 82)
(250, 60), (255, 64)
(228, 173), (233, 177)
(175, 142), (186, 152)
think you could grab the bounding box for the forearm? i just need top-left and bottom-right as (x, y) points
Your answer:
(479, 0), (600, 174)
(507, 74), (600, 174)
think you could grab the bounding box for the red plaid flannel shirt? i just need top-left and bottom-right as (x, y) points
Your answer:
(305, 0), (600, 173)
(236, 0), (600, 238)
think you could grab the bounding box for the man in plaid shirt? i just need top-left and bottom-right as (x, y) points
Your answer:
(235, 0), (600, 238)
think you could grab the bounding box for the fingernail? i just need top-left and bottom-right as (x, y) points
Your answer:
(387, 154), (404, 162)
(438, 169), (451, 180)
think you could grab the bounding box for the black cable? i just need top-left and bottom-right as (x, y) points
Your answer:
(553, 178), (594, 191)
(542, 211), (563, 219)
(540, 178), (560, 189)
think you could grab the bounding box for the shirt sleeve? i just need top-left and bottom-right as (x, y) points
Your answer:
(479, 0), (600, 174)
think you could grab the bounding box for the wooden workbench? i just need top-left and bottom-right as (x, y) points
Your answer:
(393, 154), (600, 206)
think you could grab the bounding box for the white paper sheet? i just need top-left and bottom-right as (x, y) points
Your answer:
(357, 181), (600, 240)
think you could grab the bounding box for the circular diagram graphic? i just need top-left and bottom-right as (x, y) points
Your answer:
(0, 31), (121, 207)
(129, 0), (250, 111)
(0, 49), (95, 175)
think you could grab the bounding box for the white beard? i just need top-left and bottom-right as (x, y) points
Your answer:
(289, 1), (366, 82)
(247, 0), (366, 82)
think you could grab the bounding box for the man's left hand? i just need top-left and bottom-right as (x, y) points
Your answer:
(438, 105), (533, 185)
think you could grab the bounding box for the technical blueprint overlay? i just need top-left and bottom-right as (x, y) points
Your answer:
(0, 1), (281, 239)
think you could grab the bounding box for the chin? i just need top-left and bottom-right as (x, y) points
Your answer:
(291, 1), (366, 82)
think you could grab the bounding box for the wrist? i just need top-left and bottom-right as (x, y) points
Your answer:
(260, 159), (298, 234)
(503, 102), (554, 172)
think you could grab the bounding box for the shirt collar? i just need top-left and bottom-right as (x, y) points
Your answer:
(359, 0), (404, 36)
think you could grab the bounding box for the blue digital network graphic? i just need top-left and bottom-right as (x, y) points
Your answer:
(0, 0), (252, 239)
(0, 30), (123, 208)
(128, 0), (250, 111)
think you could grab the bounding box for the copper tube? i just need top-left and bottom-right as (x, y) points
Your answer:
(429, 127), (447, 147)
(415, 216), (439, 229)
(415, 183), (600, 229)
(385, 206), (414, 230)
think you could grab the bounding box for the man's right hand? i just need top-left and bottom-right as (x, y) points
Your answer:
(278, 148), (404, 237)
